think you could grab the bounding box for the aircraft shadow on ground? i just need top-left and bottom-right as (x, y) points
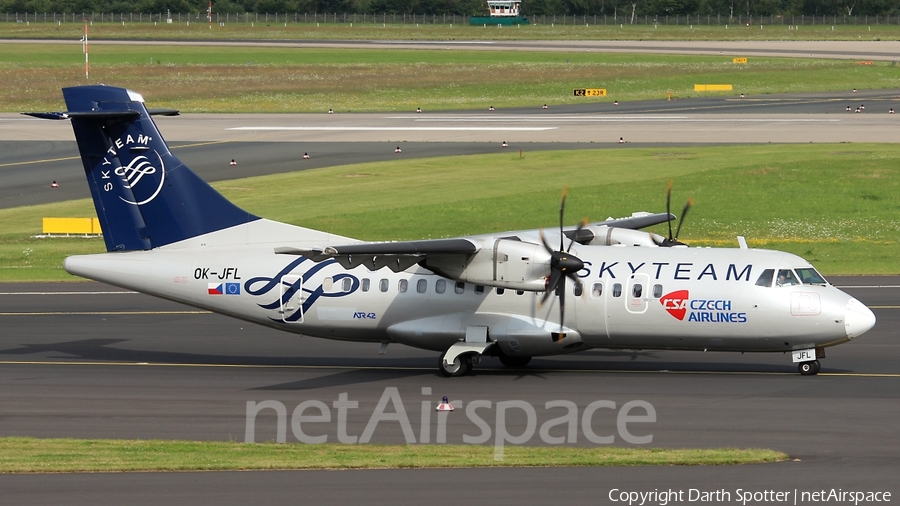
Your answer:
(0, 338), (826, 375)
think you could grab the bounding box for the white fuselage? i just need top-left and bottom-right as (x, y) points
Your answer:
(64, 220), (869, 360)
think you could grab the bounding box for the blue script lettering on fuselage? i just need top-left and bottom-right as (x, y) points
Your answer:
(244, 257), (359, 323)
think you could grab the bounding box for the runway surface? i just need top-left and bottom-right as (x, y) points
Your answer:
(0, 279), (897, 504)
(1, 76), (898, 502)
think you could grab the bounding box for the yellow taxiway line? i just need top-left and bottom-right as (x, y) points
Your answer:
(0, 360), (897, 377)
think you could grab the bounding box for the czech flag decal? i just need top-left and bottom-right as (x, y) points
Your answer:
(208, 283), (223, 295)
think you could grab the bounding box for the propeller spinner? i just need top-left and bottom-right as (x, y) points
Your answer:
(539, 189), (587, 342)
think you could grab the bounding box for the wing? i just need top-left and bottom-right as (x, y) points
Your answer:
(272, 211), (674, 289)
(275, 238), (479, 273)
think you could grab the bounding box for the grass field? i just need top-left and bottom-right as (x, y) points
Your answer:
(0, 437), (786, 472)
(2, 144), (898, 282)
(1, 20), (899, 41)
(3, 43), (899, 112)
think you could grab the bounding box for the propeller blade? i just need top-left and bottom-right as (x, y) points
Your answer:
(538, 228), (553, 255)
(674, 197), (694, 240)
(666, 180), (674, 241)
(566, 217), (589, 253)
(539, 269), (562, 307)
(558, 276), (566, 332)
(558, 188), (568, 252)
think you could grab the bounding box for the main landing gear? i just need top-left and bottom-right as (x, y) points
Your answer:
(439, 349), (474, 377)
(798, 360), (821, 376)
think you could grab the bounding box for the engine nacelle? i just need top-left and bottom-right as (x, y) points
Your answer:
(423, 238), (551, 291)
(587, 226), (664, 247)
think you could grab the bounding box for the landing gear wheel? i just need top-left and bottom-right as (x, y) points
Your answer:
(498, 354), (532, 368)
(439, 350), (473, 377)
(799, 360), (820, 376)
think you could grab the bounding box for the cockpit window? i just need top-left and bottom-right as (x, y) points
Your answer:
(755, 269), (774, 287)
(796, 268), (827, 285)
(776, 269), (801, 287)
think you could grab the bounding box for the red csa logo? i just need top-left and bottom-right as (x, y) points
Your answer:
(660, 290), (689, 320)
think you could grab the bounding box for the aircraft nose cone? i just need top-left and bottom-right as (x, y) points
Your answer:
(845, 298), (876, 339)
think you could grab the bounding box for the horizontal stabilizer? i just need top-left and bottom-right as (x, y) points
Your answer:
(23, 109), (179, 121)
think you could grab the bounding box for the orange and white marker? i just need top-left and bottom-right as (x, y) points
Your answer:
(618, 137), (625, 144)
(489, 106), (494, 111)
(436, 396), (454, 411)
(328, 109), (333, 114)
(890, 108), (895, 114)
(501, 141), (508, 147)
(416, 107), (422, 113)
(542, 104), (548, 109)
(303, 153), (310, 159)
(230, 159), (237, 165)
(395, 146), (402, 153)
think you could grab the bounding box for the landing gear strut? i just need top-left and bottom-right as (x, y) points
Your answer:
(798, 360), (820, 376)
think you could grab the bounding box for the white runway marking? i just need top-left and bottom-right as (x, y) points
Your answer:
(407, 117), (842, 123)
(227, 126), (557, 131)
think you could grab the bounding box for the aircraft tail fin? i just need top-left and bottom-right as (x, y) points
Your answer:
(37, 85), (259, 252)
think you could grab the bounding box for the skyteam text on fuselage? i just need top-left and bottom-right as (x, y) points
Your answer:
(27, 85), (876, 377)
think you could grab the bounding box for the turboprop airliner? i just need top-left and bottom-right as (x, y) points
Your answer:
(27, 85), (876, 376)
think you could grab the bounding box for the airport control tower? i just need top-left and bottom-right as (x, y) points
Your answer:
(470, 0), (530, 25)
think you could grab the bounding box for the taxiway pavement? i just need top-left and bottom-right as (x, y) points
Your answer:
(0, 280), (897, 505)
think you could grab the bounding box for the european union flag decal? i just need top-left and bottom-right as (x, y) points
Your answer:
(225, 282), (241, 295)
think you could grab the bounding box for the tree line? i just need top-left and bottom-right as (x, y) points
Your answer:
(1, 0), (896, 18)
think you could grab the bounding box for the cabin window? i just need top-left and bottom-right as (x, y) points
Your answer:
(632, 284), (642, 298)
(796, 268), (827, 285)
(573, 282), (583, 297)
(496, 288), (505, 295)
(755, 269), (774, 287)
(516, 290), (524, 296)
(591, 283), (603, 298)
(342, 277), (352, 292)
(379, 279), (389, 292)
(435, 279), (446, 294)
(361, 278), (370, 292)
(323, 277), (333, 292)
(652, 284), (663, 298)
(475, 285), (485, 294)
(417, 279), (427, 294)
(399, 279), (408, 293)
(455, 281), (465, 294)
(612, 283), (622, 298)
(776, 269), (800, 287)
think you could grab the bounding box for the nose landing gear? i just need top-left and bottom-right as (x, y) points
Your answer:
(798, 360), (820, 375)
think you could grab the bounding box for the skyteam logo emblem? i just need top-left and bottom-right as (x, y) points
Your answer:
(98, 133), (166, 206)
(116, 152), (166, 206)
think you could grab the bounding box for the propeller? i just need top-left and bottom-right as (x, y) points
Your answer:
(663, 181), (693, 246)
(538, 188), (586, 342)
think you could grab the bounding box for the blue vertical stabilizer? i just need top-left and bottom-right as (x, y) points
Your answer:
(60, 85), (259, 252)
